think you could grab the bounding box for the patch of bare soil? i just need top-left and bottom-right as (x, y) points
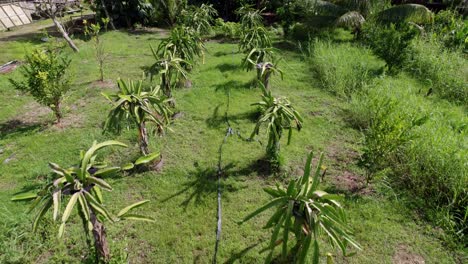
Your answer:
(91, 80), (115, 89)
(393, 244), (425, 264)
(50, 112), (84, 131)
(325, 138), (373, 194)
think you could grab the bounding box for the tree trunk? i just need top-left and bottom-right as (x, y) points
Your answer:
(100, 0), (116, 30)
(90, 210), (110, 262)
(52, 101), (62, 123)
(51, 15), (79, 52)
(139, 122), (150, 155)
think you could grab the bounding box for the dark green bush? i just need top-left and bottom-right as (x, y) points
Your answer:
(429, 9), (468, 52)
(349, 79), (467, 243)
(362, 23), (417, 73)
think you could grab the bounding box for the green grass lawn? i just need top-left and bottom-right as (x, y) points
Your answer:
(0, 29), (462, 263)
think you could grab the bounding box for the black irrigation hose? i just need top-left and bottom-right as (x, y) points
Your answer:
(212, 89), (233, 264)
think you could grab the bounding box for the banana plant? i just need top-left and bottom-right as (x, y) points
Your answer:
(240, 151), (361, 263)
(250, 85), (303, 167)
(11, 140), (158, 263)
(102, 79), (172, 155)
(242, 47), (283, 89)
(149, 46), (189, 104)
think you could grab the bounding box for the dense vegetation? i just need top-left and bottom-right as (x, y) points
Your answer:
(0, 0), (467, 263)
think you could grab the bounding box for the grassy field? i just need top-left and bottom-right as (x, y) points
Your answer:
(0, 26), (464, 263)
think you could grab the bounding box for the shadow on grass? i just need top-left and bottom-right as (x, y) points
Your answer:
(216, 62), (240, 73)
(160, 164), (245, 210)
(214, 80), (251, 94)
(0, 119), (46, 140)
(206, 104), (259, 129)
(224, 241), (263, 264)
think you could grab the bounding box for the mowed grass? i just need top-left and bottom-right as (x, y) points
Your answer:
(0, 29), (460, 263)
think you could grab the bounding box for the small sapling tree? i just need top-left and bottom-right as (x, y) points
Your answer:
(9, 46), (71, 123)
(84, 18), (110, 81)
(242, 47), (282, 89)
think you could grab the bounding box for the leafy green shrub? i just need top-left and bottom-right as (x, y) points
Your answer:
(349, 78), (467, 243)
(310, 40), (382, 98)
(250, 85), (303, 169)
(9, 46), (71, 123)
(11, 141), (157, 262)
(240, 151), (360, 263)
(429, 9), (468, 51)
(103, 79), (172, 155)
(349, 85), (427, 182)
(407, 38), (468, 104)
(362, 23), (417, 73)
(213, 18), (241, 39)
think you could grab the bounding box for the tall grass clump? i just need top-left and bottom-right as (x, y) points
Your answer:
(349, 78), (467, 244)
(310, 40), (383, 98)
(407, 38), (468, 105)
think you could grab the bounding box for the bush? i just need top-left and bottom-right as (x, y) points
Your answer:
(349, 78), (468, 243)
(407, 38), (468, 104)
(9, 46), (71, 123)
(310, 40), (383, 98)
(362, 23), (417, 73)
(213, 18), (241, 39)
(429, 9), (468, 52)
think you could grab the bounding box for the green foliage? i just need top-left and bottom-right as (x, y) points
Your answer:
(156, 26), (205, 67)
(239, 26), (272, 53)
(407, 38), (468, 104)
(213, 18), (241, 39)
(11, 140), (156, 261)
(149, 0), (187, 26)
(83, 18), (109, 81)
(95, 0), (154, 27)
(362, 22), (417, 73)
(349, 77), (467, 243)
(9, 46), (71, 122)
(310, 39), (381, 97)
(240, 151), (360, 263)
(181, 4), (218, 35)
(250, 85), (303, 167)
(237, 5), (272, 52)
(149, 46), (189, 100)
(102, 79), (171, 155)
(428, 9), (468, 52)
(351, 88), (427, 182)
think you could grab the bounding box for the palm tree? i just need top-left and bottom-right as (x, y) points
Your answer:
(250, 85), (303, 167)
(240, 151), (361, 263)
(102, 79), (172, 155)
(291, 0), (433, 33)
(11, 141), (157, 262)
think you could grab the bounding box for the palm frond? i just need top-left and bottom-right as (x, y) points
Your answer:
(376, 4), (434, 24)
(335, 11), (365, 29)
